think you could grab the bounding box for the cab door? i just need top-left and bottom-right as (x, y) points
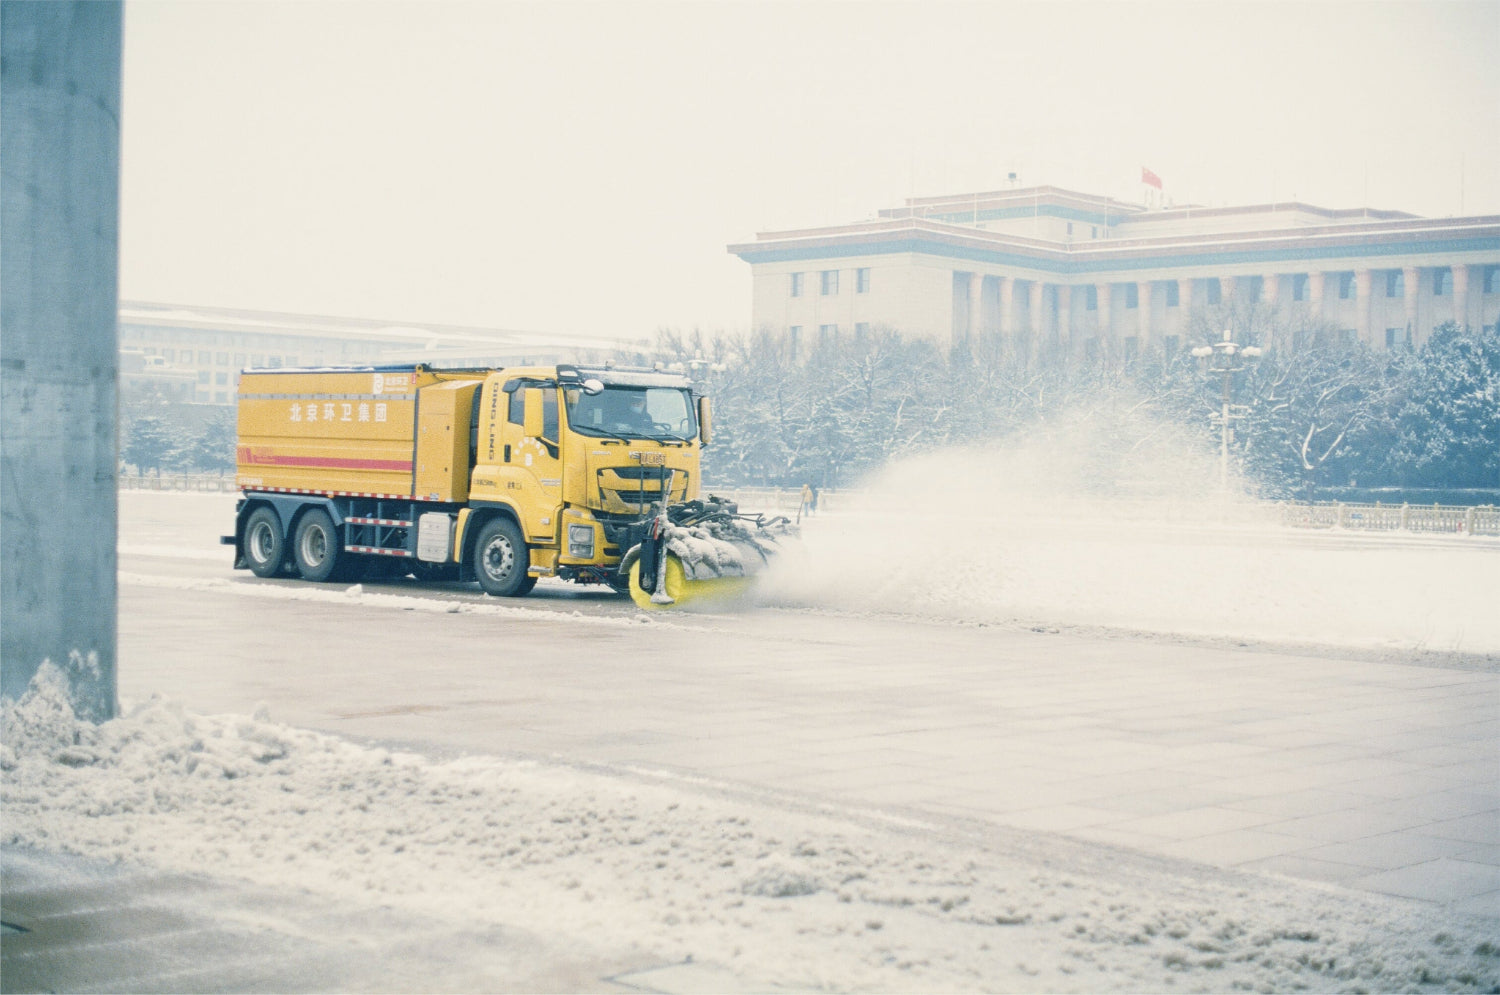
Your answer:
(494, 381), (563, 542)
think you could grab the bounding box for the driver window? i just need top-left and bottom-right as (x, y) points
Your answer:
(508, 384), (558, 439)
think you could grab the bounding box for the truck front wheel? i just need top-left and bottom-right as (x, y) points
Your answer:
(244, 507), (285, 578)
(474, 518), (533, 597)
(294, 509), (346, 583)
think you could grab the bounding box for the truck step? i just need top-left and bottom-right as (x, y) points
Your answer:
(345, 516), (413, 527)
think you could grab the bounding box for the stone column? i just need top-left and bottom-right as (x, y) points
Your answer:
(1056, 285), (1072, 361)
(1452, 265), (1470, 330)
(0, 1), (123, 720)
(1177, 278), (1194, 334)
(998, 275), (1014, 345)
(970, 272), (986, 343)
(1137, 281), (1152, 349)
(1307, 271), (1325, 324)
(1404, 266), (1420, 344)
(1355, 269), (1373, 346)
(1218, 275), (1236, 307)
(1096, 282), (1113, 361)
(1029, 280), (1046, 366)
(1261, 273), (1279, 306)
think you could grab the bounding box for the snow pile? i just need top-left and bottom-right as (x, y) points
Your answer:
(6, 665), (1498, 992)
(760, 412), (1500, 654)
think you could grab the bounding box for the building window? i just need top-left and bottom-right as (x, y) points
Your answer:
(787, 326), (802, 354)
(1125, 284), (1139, 309)
(1085, 286), (1098, 311)
(1386, 270), (1403, 297)
(215, 351), (229, 365)
(856, 268), (870, 293)
(1162, 334), (1180, 355)
(790, 272), (803, 297)
(268, 356), (282, 368)
(1066, 222), (1074, 236)
(1166, 283), (1179, 308)
(818, 324), (838, 344)
(214, 372), (228, 385)
(820, 270), (839, 295)
(198, 350), (212, 364)
(1433, 269), (1450, 296)
(1292, 274), (1309, 301)
(234, 353), (246, 366)
(1090, 226), (1098, 238)
(854, 322), (870, 340)
(1485, 266), (1498, 294)
(1386, 327), (1405, 349)
(1207, 281), (1221, 305)
(197, 370), (210, 384)
(214, 391), (228, 404)
(1339, 273), (1356, 299)
(1123, 336), (1139, 360)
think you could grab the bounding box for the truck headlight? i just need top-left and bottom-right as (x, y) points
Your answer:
(568, 524), (595, 559)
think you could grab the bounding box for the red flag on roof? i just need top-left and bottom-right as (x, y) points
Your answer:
(1141, 166), (1163, 189)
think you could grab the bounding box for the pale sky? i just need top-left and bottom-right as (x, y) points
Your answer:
(120, 0), (1500, 342)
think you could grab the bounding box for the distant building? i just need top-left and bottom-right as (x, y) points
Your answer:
(118, 301), (633, 406)
(729, 186), (1500, 360)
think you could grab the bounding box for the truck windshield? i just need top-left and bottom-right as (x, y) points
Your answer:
(564, 386), (696, 441)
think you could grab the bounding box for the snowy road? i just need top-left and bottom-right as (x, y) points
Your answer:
(5, 491), (1498, 992)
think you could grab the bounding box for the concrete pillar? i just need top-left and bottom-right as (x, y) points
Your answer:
(1137, 281), (1152, 349)
(1404, 266), (1421, 344)
(1177, 278), (1194, 334)
(1029, 281), (1045, 365)
(1261, 273), (1279, 306)
(1355, 269), (1373, 345)
(1307, 271), (1325, 323)
(997, 276), (1014, 344)
(1092, 283), (1116, 361)
(0, 1), (123, 721)
(1452, 264), (1470, 330)
(1056, 285), (1072, 360)
(970, 272), (986, 342)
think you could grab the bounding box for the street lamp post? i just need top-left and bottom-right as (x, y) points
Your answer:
(1192, 329), (1262, 495)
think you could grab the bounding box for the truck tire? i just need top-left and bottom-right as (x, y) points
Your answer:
(293, 509), (346, 583)
(474, 517), (532, 597)
(244, 507), (285, 578)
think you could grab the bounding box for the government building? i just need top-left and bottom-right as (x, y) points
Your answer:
(119, 301), (630, 407)
(728, 186), (1500, 361)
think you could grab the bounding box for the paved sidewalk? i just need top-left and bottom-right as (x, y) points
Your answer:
(0, 848), (652, 994)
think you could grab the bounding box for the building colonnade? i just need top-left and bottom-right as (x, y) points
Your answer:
(955, 262), (1492, 361)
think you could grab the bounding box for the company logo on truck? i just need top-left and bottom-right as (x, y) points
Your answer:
(372, 372), (411, 395)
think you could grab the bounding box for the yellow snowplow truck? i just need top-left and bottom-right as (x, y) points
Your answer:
(223, 363), (790, 607)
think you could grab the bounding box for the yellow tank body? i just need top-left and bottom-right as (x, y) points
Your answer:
(236, 368), (482, 499)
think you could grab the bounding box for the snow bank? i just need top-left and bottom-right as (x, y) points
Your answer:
(5, 665), (1496, 992)
(760, 412), (1500, 655)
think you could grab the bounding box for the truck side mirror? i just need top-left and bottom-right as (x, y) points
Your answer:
(523, 388), (544, 438)
(697, 397), (712, 446)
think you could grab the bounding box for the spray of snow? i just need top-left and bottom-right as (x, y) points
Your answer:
(760, 405), (1500, 655)
(5, 665), (1497, 992)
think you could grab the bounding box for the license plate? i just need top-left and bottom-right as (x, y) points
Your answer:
(636, 451), (666, 466)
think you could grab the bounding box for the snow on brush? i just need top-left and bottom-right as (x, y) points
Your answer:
(760, 414), (1500, 656)
(6, 665), (1498, 993)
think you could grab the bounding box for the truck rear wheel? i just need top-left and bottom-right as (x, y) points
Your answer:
(293, 509), (347, 583)
(474, 518), (532, 597)
(244, 507), (285, 578)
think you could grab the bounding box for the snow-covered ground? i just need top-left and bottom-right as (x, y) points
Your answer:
(5, 662), (1498, 993)
(5, 468), (1499, 991)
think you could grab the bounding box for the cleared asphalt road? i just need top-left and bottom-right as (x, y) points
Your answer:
(109, 493), (1500, 914)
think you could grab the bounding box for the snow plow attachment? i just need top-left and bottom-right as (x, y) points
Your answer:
(624, 496), (795, 611)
